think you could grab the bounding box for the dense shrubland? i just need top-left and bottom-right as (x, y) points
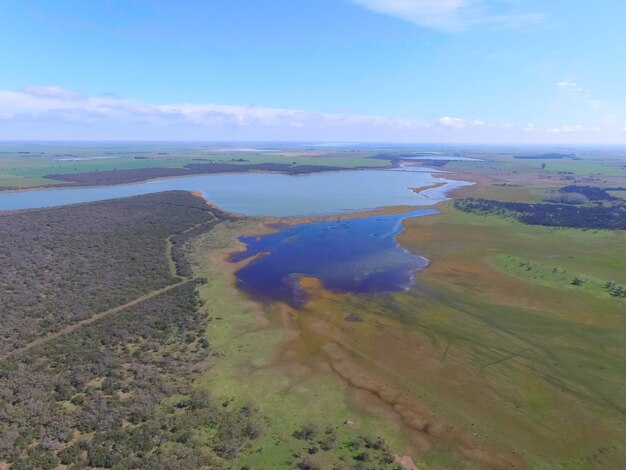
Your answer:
(0, 281), (263, 469)
(559, 185), (621, 201)
(544, 192), (590, 204)
(0, 191), (216, 354)
(45, 162), (361, 186)
(455, 197), (626, 230)
(0, 191), (264, 468)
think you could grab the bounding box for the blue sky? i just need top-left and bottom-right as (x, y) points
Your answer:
(1, 0), (625, 143)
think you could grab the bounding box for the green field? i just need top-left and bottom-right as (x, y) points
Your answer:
(0, 142), (388, 189)
(490, 254), (626, 300)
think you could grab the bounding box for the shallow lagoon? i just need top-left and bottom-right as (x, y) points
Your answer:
(0, 170), (471, 216)
(232, 209), (436, 305)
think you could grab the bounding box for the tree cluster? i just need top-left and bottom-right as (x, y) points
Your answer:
(559, 185), (621, 202)
(455, 198), (626, 230)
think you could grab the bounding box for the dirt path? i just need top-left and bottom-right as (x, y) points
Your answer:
(1, 280), (189, 360)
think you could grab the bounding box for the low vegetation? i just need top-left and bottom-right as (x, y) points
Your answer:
(491, 254), (626, 299)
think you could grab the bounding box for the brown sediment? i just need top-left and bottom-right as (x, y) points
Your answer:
(230, 250), (272, 271)
(410, 182), (447, 194)
(395, 454), (419, 470)
(319, 343), (522, 470)
(264, 277), (524, 470)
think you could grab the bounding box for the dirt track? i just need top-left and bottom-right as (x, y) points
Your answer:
(1, 280), (189, 360)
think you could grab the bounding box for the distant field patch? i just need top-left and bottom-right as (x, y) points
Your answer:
(490, 254), (626, 300)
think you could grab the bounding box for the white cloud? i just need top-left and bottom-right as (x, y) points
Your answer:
(0, 86), (434, 131)
(22, 85), (84, 101)
(557, 81), (587, 96)
(1, 85), (624, 143)
(556, 80), (606, 110)
(351, 0), (545, 31)
(546, 124), (584, 134)
(437, 116), (489, 128)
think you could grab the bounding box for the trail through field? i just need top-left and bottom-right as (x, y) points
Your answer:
(1, 279), (190, 360)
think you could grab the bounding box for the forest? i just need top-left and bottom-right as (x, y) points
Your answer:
(0, 191), (218, 354)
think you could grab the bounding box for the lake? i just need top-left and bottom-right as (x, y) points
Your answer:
(231, 209), (437, 306)
(402, 156), (482, 161)
(0, 169), (471, 217)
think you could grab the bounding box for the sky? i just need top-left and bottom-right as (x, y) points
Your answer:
(1, 0), (625, 144)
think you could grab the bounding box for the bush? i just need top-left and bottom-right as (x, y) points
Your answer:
(58, 443), (82, 465)
(293, 424), (318, 441)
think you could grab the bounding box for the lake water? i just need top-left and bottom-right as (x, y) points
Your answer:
(403, 156), (482, 161)
(53, 156), (121, 161)
(231, 209), (436, 306)
(0, 170), (471, 217)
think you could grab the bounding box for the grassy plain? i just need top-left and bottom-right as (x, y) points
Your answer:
(394, 203), (626, 468)
(181, 146), (626, 469)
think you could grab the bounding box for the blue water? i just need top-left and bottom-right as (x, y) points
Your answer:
(231, 209), (436, 306)
(0, 170), (471, 217)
